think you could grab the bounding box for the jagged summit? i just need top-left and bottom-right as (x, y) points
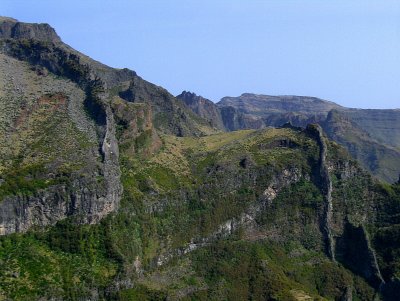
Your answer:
(176, 90), (226, 130)
(177, 90), (201, 99)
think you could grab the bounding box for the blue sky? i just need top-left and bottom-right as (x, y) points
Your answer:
(2, 0), (400, 108)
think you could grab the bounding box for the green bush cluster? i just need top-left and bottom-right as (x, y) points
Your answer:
(0, 164), (53, 201)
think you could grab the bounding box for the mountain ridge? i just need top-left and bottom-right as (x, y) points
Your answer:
(179, 91), (400, 183)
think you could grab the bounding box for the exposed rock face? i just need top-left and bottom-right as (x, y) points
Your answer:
(307, 126), (386, 290)
(0, 177), (113, 235)
(117, 79), (213, 137)
(306, 124), (336, 261)
(322, 110), (400, 183)
(0, 21), (125, 234)
(100, 102), (123, 217)
(0, 17), (61, 43)
(218, 93), (342, 116)
(342, 109), (400, 149)
(336, 223), (384, 288)
(0, 70), (122, 235)
(176, 91), (225, 130)
(219, 105), (265, 131)
(153, 158), (307, 267)
(112, 100), (162, 157)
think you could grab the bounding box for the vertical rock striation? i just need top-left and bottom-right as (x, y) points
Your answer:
(307, 124), (336, 261)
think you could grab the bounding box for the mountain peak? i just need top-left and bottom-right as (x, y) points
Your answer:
(0, 17), (61, 43)
(177, 90), (201, 100)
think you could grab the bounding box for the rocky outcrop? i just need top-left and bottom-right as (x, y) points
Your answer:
(0, 17), (61, 43)
(0, 178), (110, 235)
(117, 79), (213, 137)
(219, 105), (264, 131)
(307, 124), (385, 290)
(100, 101), (123, 214)
(306, 124), (336, 261)
(322, 110), (400, 183)
(176, 91), (225, 130)
(112, 100), (162, 156)
(176, 91), (266, 132)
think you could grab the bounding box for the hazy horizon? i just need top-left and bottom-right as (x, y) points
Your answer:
(3, 0), (400, 109)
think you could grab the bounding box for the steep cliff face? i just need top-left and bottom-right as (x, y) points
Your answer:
(219, 105), (265, 131)
(322, 110), (400, 183)
(0, 49), (122, 235)
(342, 109), (400, 149)
(111, 99), (162, 157)
(176, 91), (225, 130)
(0, 17), (61, 43)
(306, 124), (336, 261)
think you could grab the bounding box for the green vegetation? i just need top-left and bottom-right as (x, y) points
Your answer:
(0, 220), (118, 301)
(0, 164), (51, 200)
(118, 285), (167, 301)
(0, 114), (392, 300)
(371, 182), (400, 282)
(185, 239), (373, 300)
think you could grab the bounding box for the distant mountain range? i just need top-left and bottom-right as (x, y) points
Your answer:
(177, 91), (400, 183)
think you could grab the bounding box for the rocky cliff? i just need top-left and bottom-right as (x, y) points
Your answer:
(176, 91), (225, 130)
(0, 44), (122, 234)
(0, 17), (61, 43)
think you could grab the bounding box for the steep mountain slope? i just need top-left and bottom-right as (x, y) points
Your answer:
(176, 91), (225, 130)
(322, 110), (400, 183)
(218, 94), (400, 151)
(177, 91), (265, 131)
(2, 122), (400, 300)
(180, 92), (400, 183)
(342, 109), (400, 149)
(0, 17), (216, 235)
(0, 43), (122, 235)
(0, 17), (400, 301)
